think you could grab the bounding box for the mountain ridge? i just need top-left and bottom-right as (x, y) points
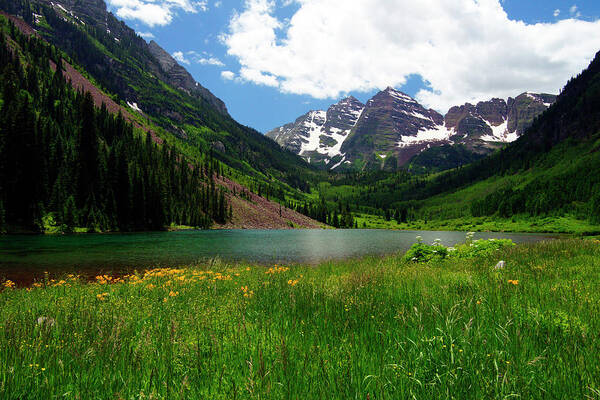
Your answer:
(267, 87), (556, 171)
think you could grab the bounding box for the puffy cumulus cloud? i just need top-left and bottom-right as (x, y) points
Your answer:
(222, 0), (600, 112)
(221, 70), (235, 80)
(172, 51), (190, 64)
(106, 0), (207, 27)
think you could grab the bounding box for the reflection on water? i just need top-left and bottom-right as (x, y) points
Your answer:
(0, 229), (558, 283)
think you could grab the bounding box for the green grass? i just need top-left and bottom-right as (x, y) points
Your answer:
(353, 212), (600, 234)
(1, 240), (600, 399)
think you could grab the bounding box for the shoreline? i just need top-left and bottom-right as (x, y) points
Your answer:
(0, 223), (596, 236)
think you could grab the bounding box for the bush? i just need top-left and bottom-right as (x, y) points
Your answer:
(451, 238), (515, 259)
(404, 237), (449, 262)
(404, 234), (515, 262)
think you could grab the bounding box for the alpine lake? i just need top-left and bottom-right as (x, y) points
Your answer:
(0, 229), (559, 285)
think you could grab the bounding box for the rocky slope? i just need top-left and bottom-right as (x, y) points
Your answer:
(268, 88), (556, 171)
(267, 96), (364, 168)
(147, 41), (228, 116)
(216, 177), (324, 229)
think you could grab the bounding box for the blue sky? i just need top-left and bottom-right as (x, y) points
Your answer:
(106, 0), (600, 133)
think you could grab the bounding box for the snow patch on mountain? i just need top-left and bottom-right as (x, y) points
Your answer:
(398, 125), (454, 148)
(299, 110), (327, 154)
(385, 87), (417, 103)
(127, 101), (143, 113)
(480, 119), (515, 142)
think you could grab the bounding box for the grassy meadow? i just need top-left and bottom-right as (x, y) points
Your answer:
(1, 239), (599, 399)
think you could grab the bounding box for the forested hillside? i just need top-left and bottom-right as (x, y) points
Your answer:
(0, 17), (229, 232)
(0, 0), (318, 192)
(0, 0), (334, 233)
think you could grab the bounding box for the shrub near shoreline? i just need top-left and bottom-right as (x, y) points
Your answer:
(0, 239), (599, 399)
(404, 232), (516, 262)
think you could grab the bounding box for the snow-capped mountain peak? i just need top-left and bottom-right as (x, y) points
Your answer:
(265, 96), (365, 165)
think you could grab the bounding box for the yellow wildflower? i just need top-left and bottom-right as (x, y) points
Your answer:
(3, 280), (16, 289)
(240, 286), (254, 298)
(169, 291), (179, 297)
(96, 292), (109, 301)
(265, 266), (289, 274)
(508, 280), (519, 286)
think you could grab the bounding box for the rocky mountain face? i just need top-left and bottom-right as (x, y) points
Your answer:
(341, 87), (446, 167)
(37, 0), (228, 116)
(266, 96), (365, 168)
(147, 41), (228, 116)
(40, 0), (108, 28)
(268, 88), (556, 171)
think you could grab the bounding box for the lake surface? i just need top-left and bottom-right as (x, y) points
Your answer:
(0, 229), (557, 283)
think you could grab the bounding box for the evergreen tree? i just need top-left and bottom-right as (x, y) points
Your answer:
(63, 195), (77, 233)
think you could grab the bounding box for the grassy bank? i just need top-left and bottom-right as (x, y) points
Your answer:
(354, 213), (600, 235)
(1, 239), (599, 399)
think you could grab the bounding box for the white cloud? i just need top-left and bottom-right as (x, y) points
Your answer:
(106, 0), (207, 27)
(172, 51), (191, 65)
(223, 0), (600, 112)
(137, 31), (155, 39)
(197, 56), (225, 66)
(178, 50), (225, 66)
(214, 1), (222, 7)
(553, 9), (560, 17)
(221, 70), (236, 80)
(239, 67), (279, 87)
(570, 5), (581, 18)
(195, 1), (208, 12)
